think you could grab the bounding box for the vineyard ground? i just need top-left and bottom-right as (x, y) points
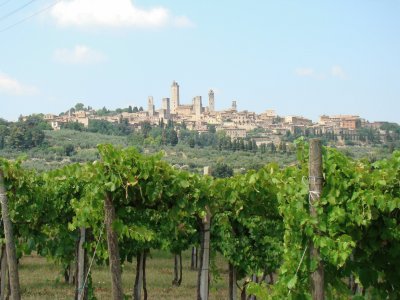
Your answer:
(19, 250), (230, 299)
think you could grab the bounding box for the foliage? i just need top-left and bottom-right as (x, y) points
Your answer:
(0, 116), (47, 150)
(211, 162), (233, 178)
(2, 141), (400, 299)
(61, 121), (85, 131)
(212, 165), (283, 283)
(88, 119), (132, 136)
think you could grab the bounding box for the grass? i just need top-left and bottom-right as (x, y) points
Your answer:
(18, 250), (230, 299)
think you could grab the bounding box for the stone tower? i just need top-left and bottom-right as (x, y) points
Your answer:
(232, 100), (237, 111)
(208, 89), (215, 113)
(171, 81), (180, 114)
(148, 96), (155, 116)
(162, 97), (170, 119)
(193, 96), (202, 116)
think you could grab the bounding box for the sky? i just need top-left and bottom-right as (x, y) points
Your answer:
(0, 0), (399, 123)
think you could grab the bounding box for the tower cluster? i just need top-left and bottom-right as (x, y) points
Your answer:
(147, 81), (217, 120)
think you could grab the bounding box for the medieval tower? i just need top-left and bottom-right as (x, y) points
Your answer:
(208, 89), (215, 112)
(162, 97), (171, 119)
(171, 81), (180, 114)
(148, 96), (155, 116)
(232, 100), (237, 111)
(193, 96), (202, 116)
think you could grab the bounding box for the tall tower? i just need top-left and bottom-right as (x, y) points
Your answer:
(193, 96), (202, 116)
(148, 96), (155, 116)
(208, 89), (215, 113)
(162, 97), (170, 119)
(171, 81), (180, 114)
(232, 100), (237, 111)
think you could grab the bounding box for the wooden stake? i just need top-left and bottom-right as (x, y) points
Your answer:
(178, 252), (182, 285)
(228, 263), (237, 300)
(0, 244), (8, 300)
(199, 166), (211, 300)
(76, 227), (86, 300)
(134, 251), (144, 300)
(0, 170), (20, 300)
(309, 139), (324, 300)
(199, 212), (210, 300)
(191, 247), (197, 270)
(173, 254), (179, 285)
(104, 192), (124, 300)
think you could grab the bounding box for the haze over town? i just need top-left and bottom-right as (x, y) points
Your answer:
(0, 1), (399, 123)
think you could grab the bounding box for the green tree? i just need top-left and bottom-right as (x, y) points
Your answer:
(140, 121), (152, 138)
(64, 144), (75, 156)
(61, 122), (85, 131)
(211, 163), (234, 178)
(169, 129), (179, 146)
(0, 124), (9, 149)
(7, 123), (44, 149)
(24, 115), (52, 130)
(96, 106), (109, 116)
(270, 142), (276, 153)
(239, 139), (245, 151)
(278, 141), (287, 153)
(189, 138), (195, 148)
(167, 119), (174, 129)
(208, 124), (216, 133)
(252, 140), (258, 152)
(74, 103), (85, 111)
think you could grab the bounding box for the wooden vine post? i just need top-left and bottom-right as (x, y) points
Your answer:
(104, 192), (124, 300)
(0, 170), (21, 300)
(0, 244), (8, 299)
(199, 166), (211, 300)
(309, 139), (324, 300)
(228, 263), (237, 300)
(76, 227), (87, 300)
(133, 250), (147, 300)
(191, 247), (198, 270)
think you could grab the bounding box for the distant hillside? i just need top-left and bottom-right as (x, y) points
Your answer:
(0, 128), (392, 174)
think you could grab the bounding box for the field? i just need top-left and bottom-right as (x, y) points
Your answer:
(19, 250), (230, 300)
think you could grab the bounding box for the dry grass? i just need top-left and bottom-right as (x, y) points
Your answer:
(19, 250), (229, 299)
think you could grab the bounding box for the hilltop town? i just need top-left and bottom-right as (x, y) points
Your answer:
(38, 81), (397, 147)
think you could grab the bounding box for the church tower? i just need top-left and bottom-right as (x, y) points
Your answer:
(208, 89), (215, 112)
(171, 81), (180, 114)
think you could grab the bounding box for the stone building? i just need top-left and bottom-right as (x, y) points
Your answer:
(217, 127), (247, 139)
(284, 115), (312, 126)
(319, 115), (361, 129)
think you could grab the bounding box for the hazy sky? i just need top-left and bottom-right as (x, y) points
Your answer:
(0, 0), (399, 122)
